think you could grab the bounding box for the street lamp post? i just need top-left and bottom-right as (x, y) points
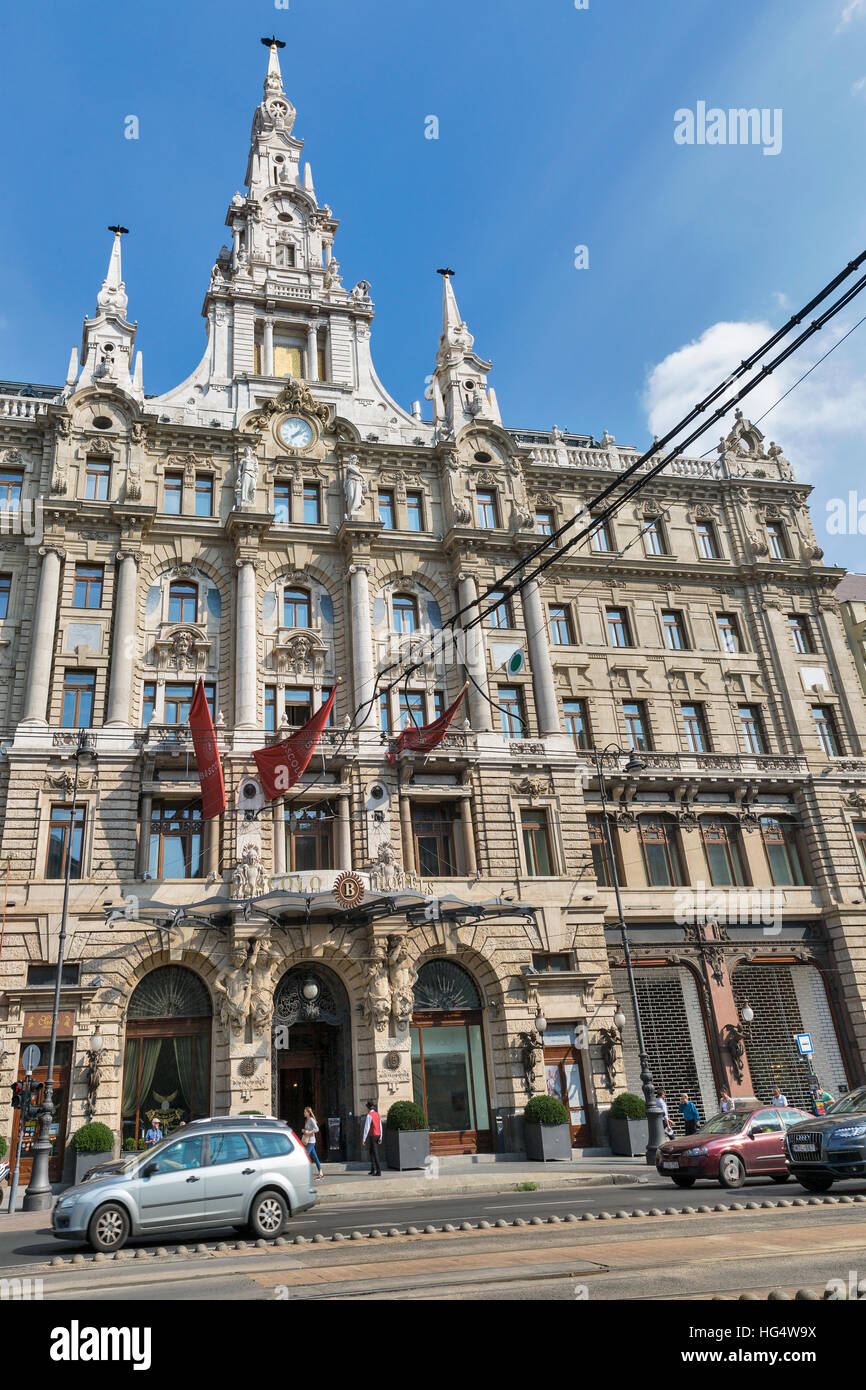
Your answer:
(23, 729), (94, 1211)
(593, 743), (666, 1165)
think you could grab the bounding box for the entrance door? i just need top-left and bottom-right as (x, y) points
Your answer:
(10, 1043), (72, 1184)
(277, 1022), (339, 1160)
(544, 1045), (590, 1147)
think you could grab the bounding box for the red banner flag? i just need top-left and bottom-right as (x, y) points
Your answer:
(188, 678), (226, 820)
(253, 684), (339, 800)
(386, 684), (468, 763)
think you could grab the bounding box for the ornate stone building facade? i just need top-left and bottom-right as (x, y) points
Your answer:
(2, 46), (866, 1174)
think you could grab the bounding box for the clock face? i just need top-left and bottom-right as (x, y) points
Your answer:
(278, 415), (313, 450)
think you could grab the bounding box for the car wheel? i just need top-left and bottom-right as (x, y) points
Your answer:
(770, 1173), (790, 1184)
(718, 1153), (746, 1189)
(248, 1189), (288, 1240)
(88, 1202), (130, 1253)
(798, 1174), (833, 1193)
(671, 1175), (696, 1188)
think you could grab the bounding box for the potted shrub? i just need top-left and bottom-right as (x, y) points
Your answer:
(607, 1092), (648, 1156)
(523, 1094), (572, 1161)
(384, 1101), (429, 1171)
(70, 1122), (116, 1183)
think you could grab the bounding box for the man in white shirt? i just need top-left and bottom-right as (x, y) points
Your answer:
(362, 1100), (382, 1175)
(772, 1085), (788, 1106)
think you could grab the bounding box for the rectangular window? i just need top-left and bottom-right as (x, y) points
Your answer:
(264, 686), (276, 732)
(163, 473), (183, 514)
(164, 682), (215, 725)
(320, 686), (335, 728)
(412, 803), (458, 877)
(398, 690), (425, 731)
(662, 610), (687, 651)
(536, 509), (554, 536)
(62, 671), (96, 728)
(0, 573), (10, 620)
(696, 521), (719, 559)
(476, 490), (498, 529)
(432, 690), (444, 720)
(644, 517), (667, 556)
(738, 704), (766, 755)
(142, 682), (156, 725)
(406, 492), (424, 532)
(788, 614), (814, 654)
(0, 470), (22, 512)
(148, 801), (203, 879)
(854, 821), (866, 874)
(681, 702), (709, 753)
(486, 591), (512, 629)
(766, 522), (789, 559)
(46, 805), (85, 880)
(317, 345), (328, 381)
(302, 484), (320, 525)
(26, 963), (80, 988)
(590, 517), (613, 552)
(522, 809), (553, 876)
(283, 688), (313, 727)
(812, 705), (841, 757)
(717, 613), (741, 654)
(498, 686), (524, 737)
(194, 475), (214, 517)
(639, 816), (685, 887)
(761, 817), (806, 886)
(378, 490), (395, 529)
(531, 953), (571, 973)
(701, 818), (748, 887)
(623, 701), (650, 751)
(72, 564), (103, 609)
(563, 698), (590, 748)
(379, 692), (392, 734)
(85, 459), (110, 502)
(285, 803), (334, 872)
(587, 813), (613, 887)
(274, 482), (291, 524)
(606, 607), (631, 647)
(548, 604), (574, 646)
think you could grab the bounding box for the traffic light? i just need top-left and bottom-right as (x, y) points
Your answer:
(11, 1081), (22, 1110)
(26, 1082), (43, 1117)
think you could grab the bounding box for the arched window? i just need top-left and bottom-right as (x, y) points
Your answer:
(411, 959), (490, 1152)
(168, 581), (197, 625)
(700, 817), (748, 887)
(283, 586), (311, 628)
(122, 966), (211, 1148)
(392, 593), (418, 634)
(414, 960), (481, 1011)
(638, 815), (685, 887)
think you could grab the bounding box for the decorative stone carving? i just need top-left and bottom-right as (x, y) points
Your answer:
(231, 843), (269, 899)
(247, 378), (330, 431)
(214, 944), (252, 1035)
(153, 624), (210, 674)
(50, 455), (68, 495)
(597, 1026), (620, 1093)
(271, 627), (328, 677)
(343, 455), (368, 519)
(513, 776), (553, 800)
(517, 1029), (543, 1094)
(235, 444), (259, 508)
(247, 935), (281, 1036)
(388, 937), (418, 1026)
(369, 840), (402, 891)
(362, 944), (392, 1032)
(126, 453), (143, 500)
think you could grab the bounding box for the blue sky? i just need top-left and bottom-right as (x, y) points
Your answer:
(2, 0), (866, 566)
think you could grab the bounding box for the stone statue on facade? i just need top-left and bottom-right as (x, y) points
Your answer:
(362, 944), (392, 1032)
(597, 1026), (620, 1094)
(235, 445), (258, 508)
(369, 840), (403, 892)
(388, 937), (418, 1026)
(231, 842), (269, 899)
(247, 934), (281, 1036)
(343, 455), (368, 519)
(214, 944), (252, 1035)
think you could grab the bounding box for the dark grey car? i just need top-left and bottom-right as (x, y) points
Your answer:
(51, 1117), (317, 1252)
(785, 1085), (866, 1191)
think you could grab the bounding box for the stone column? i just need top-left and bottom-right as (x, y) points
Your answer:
(22, 545), (64, 724)
(272, 802), (286, 875)
(204, 817), (220, 878)
(235, 559), (258, 728)
(457, 572), (493, 733)
(106, 550), (139, 725)
(348, 562), (376, 728)
(137, 793), (153, 878)
(459, 792), (477, 876)
(337, 796), (351, 870)
(521, 579), (561, 735)
(399, 790), (414, 875)
(263, 318), (274, 378)
(307, 322), (319, 381)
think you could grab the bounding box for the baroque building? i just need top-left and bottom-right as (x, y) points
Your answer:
(2, 44), (866, 1176)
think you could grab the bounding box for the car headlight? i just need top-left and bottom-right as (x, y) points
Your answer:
(685, 1146), (709, 1157)
(832, 1124), (866, 1140)
(56, 1195), (77, 1210)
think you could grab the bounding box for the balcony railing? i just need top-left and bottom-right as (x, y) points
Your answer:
(576, 750), (810, 777)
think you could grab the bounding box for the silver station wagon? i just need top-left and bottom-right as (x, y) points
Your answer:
(51, 1116), (317, 1252)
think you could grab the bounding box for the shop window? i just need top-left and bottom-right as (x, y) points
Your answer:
(760, 817), (806, 886)
(149, 802), (204, 879)
(62, 670), (96, 728)
(521, 809), (554, 876)
(701, 817), (748, 887)
(639, 815), (685, 887)
(122, 965), (211, 1147)
(168, 581), (197, 625)
(46, 804), (85, 879)
(412, 803), (458, 877)
(411, 960), (490, 1144)
(73, 564), (103, 609)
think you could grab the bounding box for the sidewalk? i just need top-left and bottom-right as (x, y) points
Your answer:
(311, 1154), (651, 1204)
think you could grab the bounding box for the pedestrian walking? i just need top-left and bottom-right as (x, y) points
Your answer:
(811, 1079), (835, 1116)
(362, 1099), (382, 1175)
(771, 1084), (788, 1106)
(718, 1089), (733, 1114)
(302, 1106), (323, 1179)
(144, 1118), (163, 1147)
(656, 1087), (675, 1139)
(679, 1092), (700, 1135)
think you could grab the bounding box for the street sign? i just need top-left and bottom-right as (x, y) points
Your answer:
(21, 1044), (41, 1072)
(795, 1032), (813, 1055)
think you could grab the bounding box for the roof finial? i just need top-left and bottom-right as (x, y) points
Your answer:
(260, 34), (286, 96)
(97, 225), (129, 315)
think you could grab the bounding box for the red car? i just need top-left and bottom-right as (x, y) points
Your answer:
(655, 1104), (812, 1189)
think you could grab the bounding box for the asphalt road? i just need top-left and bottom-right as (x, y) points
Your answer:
(2, 1173), (865, 1271)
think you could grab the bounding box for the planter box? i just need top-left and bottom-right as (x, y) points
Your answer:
(74, 1148), (116, 1185)
(524, 1122), (572, 1162)
(607, 1115), (648, 1157)
(384, 1128), (430, 1171)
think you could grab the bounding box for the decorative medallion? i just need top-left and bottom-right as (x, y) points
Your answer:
(238, 1057), (257, 1078)
(333, 871), (365, 909)
(383, 1051), (401, 1071)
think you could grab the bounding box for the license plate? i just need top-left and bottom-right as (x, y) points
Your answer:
(662, 1160), (679, 1169)
(791, 1140), (811, 1148)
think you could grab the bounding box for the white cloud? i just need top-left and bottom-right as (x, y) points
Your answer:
(852, 75), (866, 96)
(642, 317), (866, 485)
(773, 291), (792, 310)
(837, 0), (866, 30)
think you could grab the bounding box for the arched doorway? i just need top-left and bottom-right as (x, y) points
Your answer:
(411, 959), (492, 1155)
(272, 965), (351, 1161)
(122, 966), (212, 1149)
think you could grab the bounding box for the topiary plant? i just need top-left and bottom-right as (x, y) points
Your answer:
(524, 1095), (569, 1127)
(70, 1122), (114, 1154)
(386, 1101), (428, 1131)
(0, 1135), (7, 1159)
(123, 1138), (148, 1152)
(610, 1091), (646, 1120)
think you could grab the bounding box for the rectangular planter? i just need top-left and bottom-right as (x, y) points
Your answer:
(607, 1115), (648, 1157)
(384, 1128), (430, 1171)
(524, 1122), (572, 1162)
(74, 1148), (116, 1185)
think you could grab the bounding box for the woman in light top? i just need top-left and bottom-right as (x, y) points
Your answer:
(302, 1107), (323, 1179)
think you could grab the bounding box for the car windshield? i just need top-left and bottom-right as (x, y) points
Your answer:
(696, 1112), (747, 1135)
(825, 1087), (866, 1116)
